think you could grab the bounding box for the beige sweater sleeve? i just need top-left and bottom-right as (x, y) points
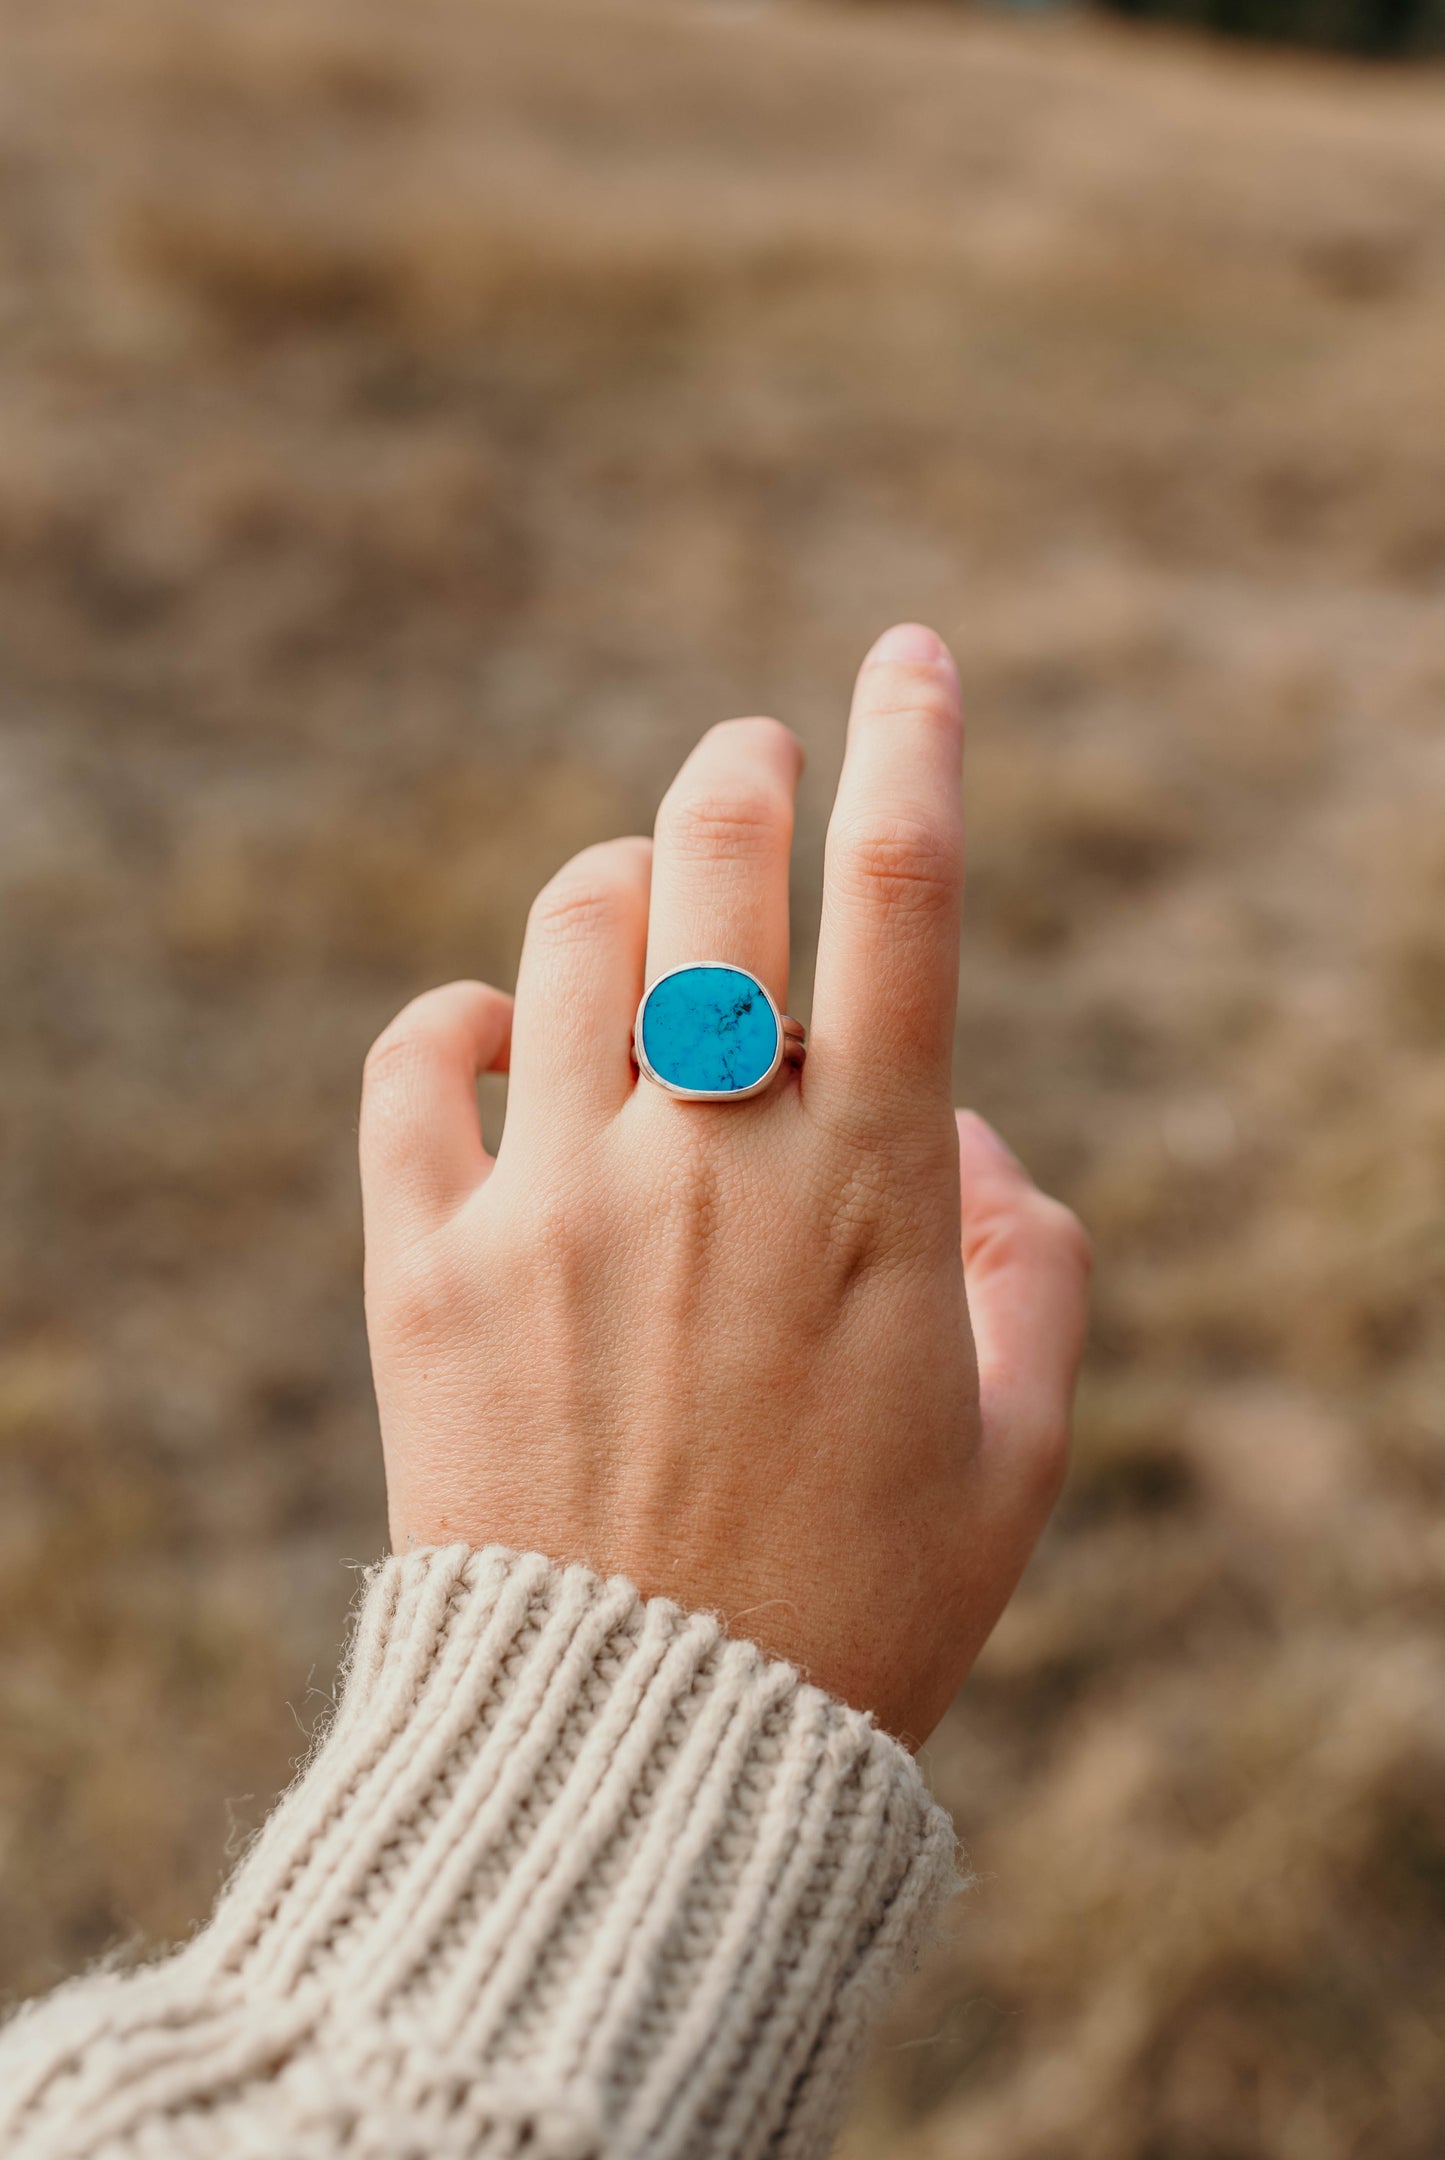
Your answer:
(0, 1546), (959, 2160)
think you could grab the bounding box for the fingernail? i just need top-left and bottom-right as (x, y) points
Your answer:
(865, 622), (956, 673)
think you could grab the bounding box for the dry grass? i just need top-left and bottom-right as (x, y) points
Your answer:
(0, 0), (1442, 2151)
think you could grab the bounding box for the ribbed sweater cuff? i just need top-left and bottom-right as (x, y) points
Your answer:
(1, 1546), (959, 2160)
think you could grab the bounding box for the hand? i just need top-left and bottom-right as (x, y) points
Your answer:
(359, 624), (1090, 1742)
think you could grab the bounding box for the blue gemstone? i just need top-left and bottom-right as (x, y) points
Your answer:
(640, 965), (779, 1095)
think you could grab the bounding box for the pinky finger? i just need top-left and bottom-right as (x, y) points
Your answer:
(360, 980), (513, 1241)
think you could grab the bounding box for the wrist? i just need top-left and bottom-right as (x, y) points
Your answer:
(192, 1544), (960, 2153)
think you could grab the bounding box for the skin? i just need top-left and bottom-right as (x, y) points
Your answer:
(360, 623), (1091, 1745)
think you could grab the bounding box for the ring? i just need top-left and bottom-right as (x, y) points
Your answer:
(633, 963), (806, 1102)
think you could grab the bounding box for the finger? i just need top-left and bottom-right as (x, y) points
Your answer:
(360, 980), (513, 1236)
(506, 836), (652, 1134)
(955, 1110), (1091, 1512)
(646, 717), (804, 1009)
(810, 624), (964, 1122)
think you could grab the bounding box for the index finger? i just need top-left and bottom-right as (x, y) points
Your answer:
(808, 624), (965, 1124)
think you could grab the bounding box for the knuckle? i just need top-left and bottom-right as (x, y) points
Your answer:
(359, 1053), (433, 1180)
(967, 1189), (1092, 1289)
(368, 1238), (457, 1351)
(362, 980), (499, 1091)
(658, 780), (789, 862)
(1036, 1194), (1094, 1277)
(529, 866), (630, 944)
(967, 1203), (1032, 1276)
(862, 665), (963, 731)
(830, 813), (961, 917)
(512, 1177), (601, 1290)
(817, 1149), (892, 1268)
(362, 1023), (427, 1091)
(811, 1122), (954, 1280)
(523, 1177), (581, 1252)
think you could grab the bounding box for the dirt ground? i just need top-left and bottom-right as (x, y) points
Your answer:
(1, 0), (1443, 2151)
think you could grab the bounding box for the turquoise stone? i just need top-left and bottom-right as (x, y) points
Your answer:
(640, 965), (779, 1095)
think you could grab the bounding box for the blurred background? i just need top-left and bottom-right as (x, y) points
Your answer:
(1, 0), (1443, 2151)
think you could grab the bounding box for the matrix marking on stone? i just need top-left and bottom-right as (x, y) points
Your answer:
(639, 966), (780, 1097)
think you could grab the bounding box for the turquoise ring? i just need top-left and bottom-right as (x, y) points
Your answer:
(633, 963), (806, 1102)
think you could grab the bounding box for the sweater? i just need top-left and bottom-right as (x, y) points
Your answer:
(0, 1545), (960, 2159)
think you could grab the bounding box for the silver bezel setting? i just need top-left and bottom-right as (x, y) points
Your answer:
(633, 962), (786, 1103)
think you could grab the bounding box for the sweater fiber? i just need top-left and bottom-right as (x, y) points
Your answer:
(0, 1547), (959, 2159)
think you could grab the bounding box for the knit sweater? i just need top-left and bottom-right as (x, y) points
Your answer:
(0, 1546), (959, 2160)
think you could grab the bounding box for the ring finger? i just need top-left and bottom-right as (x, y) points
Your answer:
(644, 716), (804, 1011)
